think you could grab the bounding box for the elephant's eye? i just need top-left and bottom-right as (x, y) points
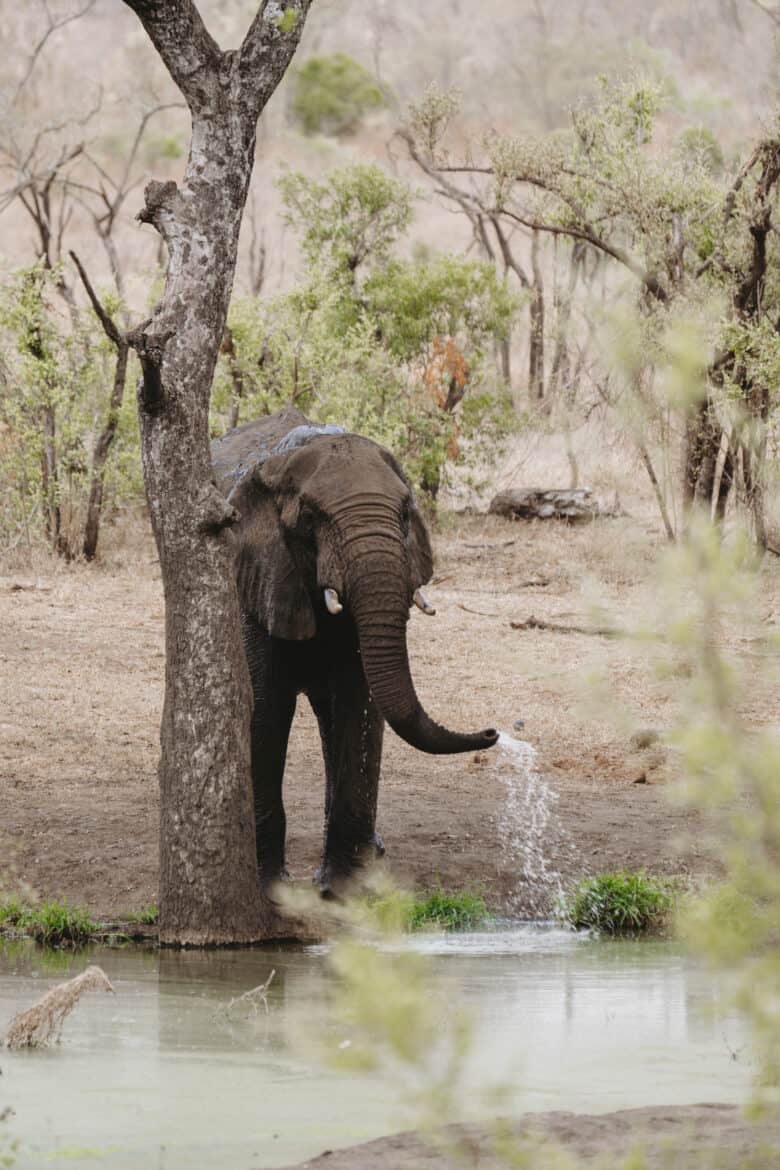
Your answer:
(298, 503), (316, 532)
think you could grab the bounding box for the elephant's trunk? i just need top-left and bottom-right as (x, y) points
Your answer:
(342, 521), (498, 756)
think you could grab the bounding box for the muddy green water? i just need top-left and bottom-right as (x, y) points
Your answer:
(0, 928), (749, 1170)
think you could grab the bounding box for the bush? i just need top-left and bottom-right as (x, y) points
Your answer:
(561, 871), (675, 934)
(290, 53), (386, 137)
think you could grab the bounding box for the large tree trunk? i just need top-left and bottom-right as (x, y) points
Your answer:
(123, 1), (312, 945)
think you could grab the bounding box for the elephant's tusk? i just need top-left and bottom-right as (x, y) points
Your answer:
(324, 588), (343, 615)
(413, 588), (436, 616)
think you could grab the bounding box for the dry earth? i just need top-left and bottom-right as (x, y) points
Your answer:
(275, 1105), (780, 1170)
(1, 504), (778, 919)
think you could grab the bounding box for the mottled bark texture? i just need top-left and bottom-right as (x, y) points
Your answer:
(122, 0), (313, 944)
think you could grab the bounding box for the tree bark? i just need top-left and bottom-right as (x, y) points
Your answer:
(82, 340), (128, 561)
(122, 0), (312, 945)
(529, 229), (545, 401)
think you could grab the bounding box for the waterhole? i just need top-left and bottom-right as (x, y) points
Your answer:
(0, 931), (748, 1169)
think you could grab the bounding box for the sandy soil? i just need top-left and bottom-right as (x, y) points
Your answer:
(274, 1105), (780, 1169)
(1, 503), (778, 919)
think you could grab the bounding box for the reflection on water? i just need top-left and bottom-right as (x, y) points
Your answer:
(0, 929), (749, 1170)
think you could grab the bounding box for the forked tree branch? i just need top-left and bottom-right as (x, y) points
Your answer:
(122, 1), (314, 117)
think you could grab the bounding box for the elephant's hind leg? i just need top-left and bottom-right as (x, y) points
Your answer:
(309, 661), (385, 896)
(242, 614), (296, 888)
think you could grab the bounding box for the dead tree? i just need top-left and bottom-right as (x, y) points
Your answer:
(121, 0), (312, 944)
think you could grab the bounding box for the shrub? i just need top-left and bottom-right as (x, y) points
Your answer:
(562, 871), (675, 934)
(290, 53), (386, 137)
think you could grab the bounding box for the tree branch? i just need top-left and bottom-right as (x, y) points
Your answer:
(238, 0), (316, 114)
(121, 1), (222, 111)
(69, 251), (122, 346)
(13, 0), (97, 104)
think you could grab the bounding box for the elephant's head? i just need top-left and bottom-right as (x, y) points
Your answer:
(228, 431), (498, 755)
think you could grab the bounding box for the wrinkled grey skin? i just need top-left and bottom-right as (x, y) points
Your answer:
(212, 407), (498, 894)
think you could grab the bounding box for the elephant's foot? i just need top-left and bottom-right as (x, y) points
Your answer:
(258, 864), (291, 899)
(316, 832), (386, 898)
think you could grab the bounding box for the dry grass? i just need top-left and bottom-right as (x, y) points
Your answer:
(4, 965), (114, 1050)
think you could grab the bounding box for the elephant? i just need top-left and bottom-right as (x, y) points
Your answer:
(211, 406), (498, 895)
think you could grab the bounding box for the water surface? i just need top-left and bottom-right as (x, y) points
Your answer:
(0, 928), (749, 1169)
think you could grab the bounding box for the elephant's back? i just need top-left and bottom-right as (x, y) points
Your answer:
(211, 407), (310, 493)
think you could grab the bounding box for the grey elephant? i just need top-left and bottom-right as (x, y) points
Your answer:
(211, 407), (498, 895)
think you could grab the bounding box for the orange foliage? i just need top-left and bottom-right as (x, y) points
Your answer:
(422, 336), (469, 408)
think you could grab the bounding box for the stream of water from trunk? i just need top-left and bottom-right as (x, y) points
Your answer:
(496, 732), (577, 916)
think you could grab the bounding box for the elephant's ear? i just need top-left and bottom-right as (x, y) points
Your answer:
(228, 471), (316, 641)
(378, 449), (434, 588)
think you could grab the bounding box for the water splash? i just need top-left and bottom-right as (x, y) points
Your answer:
(496, 732), (574, 917)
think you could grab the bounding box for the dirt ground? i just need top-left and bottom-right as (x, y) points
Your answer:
(1, 485), (778, 919)
(276, 1105), (780, 1169)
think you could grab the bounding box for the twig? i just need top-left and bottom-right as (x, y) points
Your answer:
(214, 970), (276, 1019)
(457, 603), (502, 617)
(510, 615), (623, 637)
(462, 539), (517, 550)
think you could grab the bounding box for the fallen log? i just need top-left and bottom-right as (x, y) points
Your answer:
(489, 487), (613, 522)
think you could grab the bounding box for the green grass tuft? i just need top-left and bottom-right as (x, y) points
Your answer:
(361, 887), (490, 933)
(126, 904), (158, 926)
(405, 889), (489, 932)
(561, 871), (676, 935)
(0, 897), (96, 946)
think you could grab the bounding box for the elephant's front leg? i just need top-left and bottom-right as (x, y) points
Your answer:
(242, 614), (296, 889)
(309, 661), (385, 895)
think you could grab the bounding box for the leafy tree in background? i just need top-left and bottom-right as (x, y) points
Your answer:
(213, 163), (519, 499)
(402, 78), (780, 546)
(290, 53), (386, 137)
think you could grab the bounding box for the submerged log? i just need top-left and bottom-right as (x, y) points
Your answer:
(488, 487), (608, 522)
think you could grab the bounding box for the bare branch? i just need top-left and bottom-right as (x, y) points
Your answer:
(13, 0), (98, 104)
(747, 0), (780, 24)
(69, 251), (123, 346)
